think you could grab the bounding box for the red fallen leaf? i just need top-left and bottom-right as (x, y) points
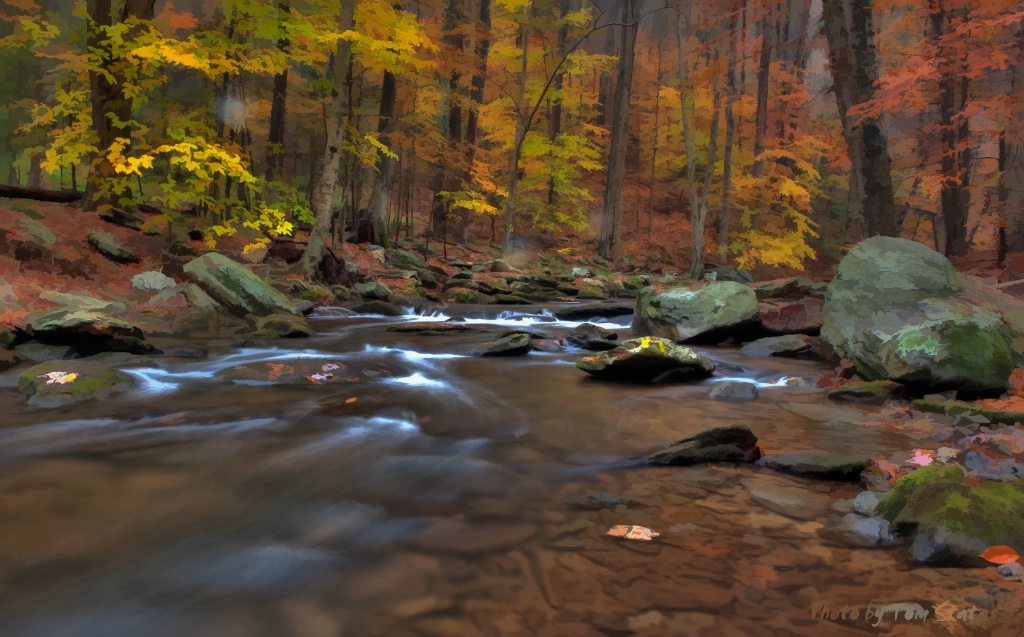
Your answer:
(980, 545), (1020, 565)
(345, 397), (357, 404)
(963, 476), (985, 487)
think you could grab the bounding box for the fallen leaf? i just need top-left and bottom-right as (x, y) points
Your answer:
(980, 545), (1021, 565)
(38, 371), (77, 385)
(307, 373), (334, 384)
(910, 449), (934, 467)
(607, 525), (660, 541)
(345, 397), (357, 404)
(322, 363), (340, 372)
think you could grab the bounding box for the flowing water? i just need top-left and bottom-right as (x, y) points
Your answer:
(0, 305), (1016, 636)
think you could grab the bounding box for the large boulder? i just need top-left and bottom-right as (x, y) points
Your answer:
(821, 237), (1017, 394)
(132, 271), (176, 292)
(183, 252), (299, 318)
(385, 249), (429, 270)
(18, 360), (137, 409)
(28, 308), (155, 355)
(576, 336), (715, 383)
(633, 282), (760, 343)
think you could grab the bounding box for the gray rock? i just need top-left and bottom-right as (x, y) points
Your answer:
(184, 252), (299, 318)
(566, 323), (619, 351)
(649, 424), (761, 466)
(384, 249), (428, 270)
(761, 452), (869, 481)
(13, 342), (77, 362)
(256, 313), (312, 338)
(703, 263), (754, 283)
(740, 334), (812, 357)
(355, 281), (393, 302)
(571, 267), (594, 278)
(997, 561), (1024, 581)
(909, 526), (990, 566)
(852, 490), (882, 516)
(87, 231), (140, 264)
(707, 381), (759, 402)
(827, 380), (903, 405)
(826, 513), (897, 547)
(479, 333), (532, 357)
(633, 282), (761, 342)
(132, 271), (176, 292)
(28, 308), (155, 355)
(747, 483), (831, 521)
(491, 259), (516, 273)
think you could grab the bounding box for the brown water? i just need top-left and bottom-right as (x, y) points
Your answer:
(0, 305), (1019, 637)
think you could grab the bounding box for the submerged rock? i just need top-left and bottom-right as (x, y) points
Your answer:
(633, 282), (760, 343)
(760, 452), (869, 481)
(566, 323), (619, 351)
(184, 252), (299, 318)
(387, 322), (475, 335)
(828, 380), (903, 405)
(707, 381), (759, 402)
(649, 424), (761, 466)
(576, 336), (715, 383)
(741, 334), (812, 357)
(18, 359), (137, 409)
(216, 359), (397, 385)
(479, 333), (532, 357)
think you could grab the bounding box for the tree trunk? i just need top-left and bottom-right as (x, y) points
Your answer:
(300, 0), (355, 279)
(430, 0), (466, 243)
(547, 0), (571, 208)
(466, 0), (492, 157)
(83, 0), (156, 211)
(1003, 27), (1024, 252)
(367, 69), (398, 247)
(720, 2), (740, 260)
(503, 20), (530, 254)
(597, 0), (638, 263)
(266, 0), (290, 182)
(822, 0), (897, 239)
(647, 39), (662, 244)
(751, 12), (772, 179)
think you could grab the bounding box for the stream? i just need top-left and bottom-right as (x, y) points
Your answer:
(0, 304), (1014, 636)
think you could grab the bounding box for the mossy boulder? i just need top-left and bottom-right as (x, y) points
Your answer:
(633, 282), (760, 343)
(87, 231), (140, 264)
(576, 336), (715, 383)
(828, 380), (904, 405)
(355, 281), (393, 302)
(18, 360), (137, 409)
(821, 237), (1017, 393)
(184, 252), (299, 318)
(385, 249), (429, 270)
(479, 333), (532, 357)
(912, 398), (1024, 425)
(255, 313), (312, 338)
(875, 464), (1024, 564)
(448, 288), (492, 304)
(352, 300), (405, 316)
(28, 308), (155, 355)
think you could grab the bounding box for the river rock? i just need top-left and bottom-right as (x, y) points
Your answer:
(649, 424), (761, 465)
(87, 231), (140, 264)
(479, 333), (532, 357)
(823, 513), (898, 548)
(703, 263), (753, 283)
(828, 380), (903, 405)
(132, 271), (176, 292)
(576, 336), (715, 383)
(255, 313), (312, 338)
(216, 358), (398, 385)
(760, 452), (869, 481)
(566, 323), (619, 351)
(821, 236), (1017, 393)
(184, 252), (299, 318)
(707, 381), (759, 402)
(531, 339), (565, 352)
(352, 300), (405, 316)
(28, 308), (155, 355)
(554, 303), (633, 321)
(633, 282), (761, 343)
(18, 359), (137, 409)
(447, 288), (492, 304)
(0, 349), (21, 371)
(355, 281), (392, 302)
(741, 334), (813, 357)
(750, 277), (824, 301)
(747, 482), (831, 521)
(875, 464), (1024, 565)
(758, 298), (824, 335)
(13, 341), (77, 362)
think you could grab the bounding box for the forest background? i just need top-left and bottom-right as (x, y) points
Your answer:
(1, 0), (1023, 280)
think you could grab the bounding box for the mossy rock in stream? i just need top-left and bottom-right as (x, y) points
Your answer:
(18, 359), (137, 409)
(875, 464), (1024, 565)
(576, 336), (715, 383)
(912, 398), (1024, 425)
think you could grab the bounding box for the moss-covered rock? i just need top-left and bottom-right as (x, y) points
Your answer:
(649, 424), (761, 465)
(184, 252), (299, 318)
(87, 231), (140, 264)
(479, 333), (532, 357)
(828, 380), (904, 405)
(384, 249), (429, 270)
(355, 281), (393, 302)
(28, 308), (155, 355)
(633, 282), (760, 343)
(255, 313), (312, 338)
(18, 359), (137, 409)
(352, 300), (405, 316)
(576, 336), (715, 383)
(875, 464), (1024, 564)
(448, 288), (492, 304)
(912, 398), (1024, 425)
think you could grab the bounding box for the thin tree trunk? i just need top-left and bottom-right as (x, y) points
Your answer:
(266, 0), (290, 182)
(720, 2), (739, 260)
(647, 40), (662, 244)
(1003, 26), (1024, 252)
(466, 0), (492, 158)
(547, 0), (571, 208)
(752, 11), (772, 179)
(431, 0), (466, 242)
(301, 0), (355, 278)
(504, 20), (530, 254)
(597, 0), (638, 263)
(931, 0), (967, 256)
(367, 69), (398, 247)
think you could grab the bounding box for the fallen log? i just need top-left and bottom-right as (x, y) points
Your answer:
(0, 184), (83, 204)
